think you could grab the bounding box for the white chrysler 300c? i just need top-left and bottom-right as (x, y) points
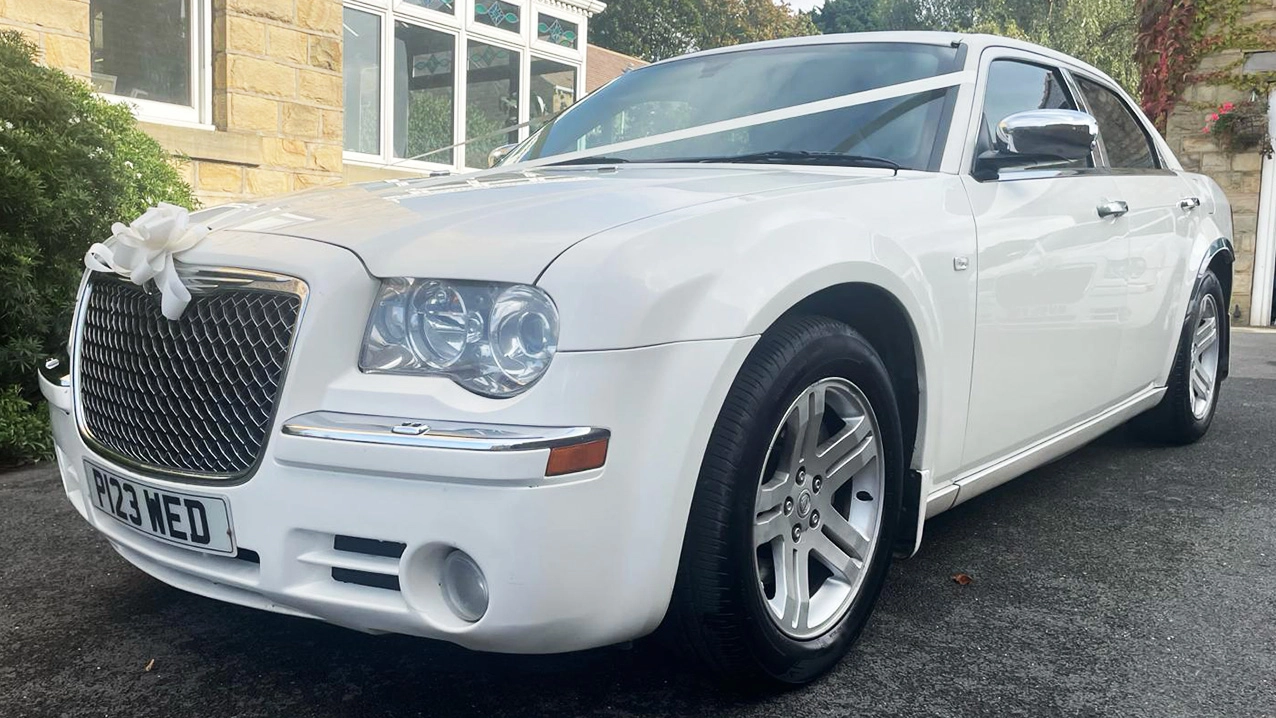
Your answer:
(42, 32), (1233, 684)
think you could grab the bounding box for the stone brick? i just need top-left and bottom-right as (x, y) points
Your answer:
(281, 102), (321, 138)
(43, 32), (88, 73)
(1232, 153), (1263, 172)
(296, 0), (341, 35)
(267, 26), (309, 64)
(4, 0), (89, 35)
(262, 137), (310, 169)
(308, 35), (339, 71)
(227, 0), (293, 23)
(320, 109), (342, 141)
(294, 172), (340, 189)
(228, 55), (295, 98)
(1181, 136), (1216, 153)
(1201, 152), (1230, 173)
(226, 15), (267, 55)
(309, 142), (342, 172)
(228, 93), (278, 132)
(298, 68), (341, 106)
(245, 168), (291, 196)
(196, 162), (244, 193)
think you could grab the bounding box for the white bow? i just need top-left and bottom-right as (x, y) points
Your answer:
(84, 203), (211, 320)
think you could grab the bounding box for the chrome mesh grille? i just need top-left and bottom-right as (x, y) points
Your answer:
(77, 273), (302, 478)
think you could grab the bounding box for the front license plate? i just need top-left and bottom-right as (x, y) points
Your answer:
(85, 461), (235, 554)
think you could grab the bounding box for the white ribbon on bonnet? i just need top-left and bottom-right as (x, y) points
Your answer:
(84, 203), (211, 320)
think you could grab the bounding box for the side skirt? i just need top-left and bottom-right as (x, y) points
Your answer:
(922, 385), (1166, 522)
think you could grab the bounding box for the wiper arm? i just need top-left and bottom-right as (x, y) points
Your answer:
(547, 155), (632, 166)
(675, 150), (900, 174)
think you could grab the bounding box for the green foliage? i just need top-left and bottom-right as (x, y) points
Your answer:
(594, 0), (1138, 100)
(0, 386), (50, 465)
(809, 0), (891, 34)
(591, 0), (818, 61)
(964, 0), (1140, 96)
(0, 30), (196, 464)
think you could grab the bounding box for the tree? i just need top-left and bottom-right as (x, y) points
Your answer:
(809, 0), (887, 34)
(590, 0), (818, 62)
(589, 0), (703, 61)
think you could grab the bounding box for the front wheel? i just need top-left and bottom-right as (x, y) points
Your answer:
(664, 316), (903, 686)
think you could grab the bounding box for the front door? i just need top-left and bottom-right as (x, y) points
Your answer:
(959, 57), (1128, 472)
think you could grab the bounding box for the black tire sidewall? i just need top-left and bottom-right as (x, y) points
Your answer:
(723, 321), (904, 683)
(1176, 272), (1226, 435)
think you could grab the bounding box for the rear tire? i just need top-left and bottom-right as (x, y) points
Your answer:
(663, 316), (903, 686)
(1131, 270), (1226, 444)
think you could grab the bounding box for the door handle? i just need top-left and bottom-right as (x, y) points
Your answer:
(1097, 200), (1129, 218)
(1179, 196), (1202, 211)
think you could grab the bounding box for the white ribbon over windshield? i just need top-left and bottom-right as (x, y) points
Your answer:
(84, 203), (211, 320)
(501, 70), (977, 171)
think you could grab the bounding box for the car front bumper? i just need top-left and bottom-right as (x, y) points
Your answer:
(42, 234), (757, 654)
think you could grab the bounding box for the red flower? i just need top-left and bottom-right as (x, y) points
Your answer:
(1209, 113), (1219, 122)
(1221, 102), (1235, 112)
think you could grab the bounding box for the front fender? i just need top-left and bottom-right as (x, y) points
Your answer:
(538, 173), (979, 490)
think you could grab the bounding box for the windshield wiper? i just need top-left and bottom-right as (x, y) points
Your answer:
(673, 150), (900, 174)
(547, 155), (632, 166)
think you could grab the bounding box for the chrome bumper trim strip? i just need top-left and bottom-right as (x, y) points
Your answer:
(281, 411), (609, 452)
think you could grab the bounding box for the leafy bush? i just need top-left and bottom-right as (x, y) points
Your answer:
(0, 30), (196, 465)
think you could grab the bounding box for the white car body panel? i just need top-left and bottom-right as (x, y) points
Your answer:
(45, 32), (1235, 653)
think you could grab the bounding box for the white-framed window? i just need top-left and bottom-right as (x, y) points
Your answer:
(89, 0), (212, 127)
(343, 0), (585, 171)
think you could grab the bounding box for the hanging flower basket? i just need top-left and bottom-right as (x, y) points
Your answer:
(1203, 100), (1270, 155)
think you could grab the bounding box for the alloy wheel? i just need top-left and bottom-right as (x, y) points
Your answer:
(1189, 293), (1220, 420)
(752, 377), (885, 640)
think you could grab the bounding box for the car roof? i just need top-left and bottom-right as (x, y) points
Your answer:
(646, 31), (1123, 94)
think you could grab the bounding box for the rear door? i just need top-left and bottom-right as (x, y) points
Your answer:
(959, 54), (1127, 472)
(1070, 73), (1199, 395)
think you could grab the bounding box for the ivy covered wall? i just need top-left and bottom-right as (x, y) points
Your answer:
(1144, 0), (1276, 323)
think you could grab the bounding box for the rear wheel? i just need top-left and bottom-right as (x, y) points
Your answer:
(664, 316), (903, 686)
(1131, 270), (1226, 444)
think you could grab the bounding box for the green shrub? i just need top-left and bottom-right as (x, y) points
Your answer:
(0, 30), (196, 465)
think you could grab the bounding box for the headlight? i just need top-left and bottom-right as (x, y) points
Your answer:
(360, 279), (560, 397)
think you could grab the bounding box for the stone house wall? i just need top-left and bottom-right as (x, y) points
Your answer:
(1163, 2), (1276, 324)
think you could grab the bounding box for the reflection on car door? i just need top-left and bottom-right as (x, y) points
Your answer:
(1072, 74), (1199, 396)
(959, 58), (1128, 472)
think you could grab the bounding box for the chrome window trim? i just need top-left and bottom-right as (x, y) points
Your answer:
(281, 410), (609, 452)
(71, 264), (310, 486)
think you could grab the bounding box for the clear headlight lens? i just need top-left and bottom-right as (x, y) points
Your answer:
(361, 279), (560, 397)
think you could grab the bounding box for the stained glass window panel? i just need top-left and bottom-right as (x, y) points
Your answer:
(474, 0), (520, 32)
(536, 14), (577, 49)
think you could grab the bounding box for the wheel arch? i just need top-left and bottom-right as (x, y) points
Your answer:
(1199, 237), (1234, 380)
(761, 281), (931, 557)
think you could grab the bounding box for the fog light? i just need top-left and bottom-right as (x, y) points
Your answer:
(441, 550), (488, 622)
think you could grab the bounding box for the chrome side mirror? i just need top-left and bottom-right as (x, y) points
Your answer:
(487, 143), (517, 168)
(975, 109), (1098, 180)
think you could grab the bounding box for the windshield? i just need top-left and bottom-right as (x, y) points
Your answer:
(503, 42), (963, 170)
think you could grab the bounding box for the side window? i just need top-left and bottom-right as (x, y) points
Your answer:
(1074, 76), (1158, 170)
(979, 60), (1089, 169)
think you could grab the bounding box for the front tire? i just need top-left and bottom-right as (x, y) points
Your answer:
(1131, 270), (1226, 444)
(664, 316), (903, 686)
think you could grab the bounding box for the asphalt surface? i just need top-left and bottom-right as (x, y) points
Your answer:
(3, 333), (1275, 718)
